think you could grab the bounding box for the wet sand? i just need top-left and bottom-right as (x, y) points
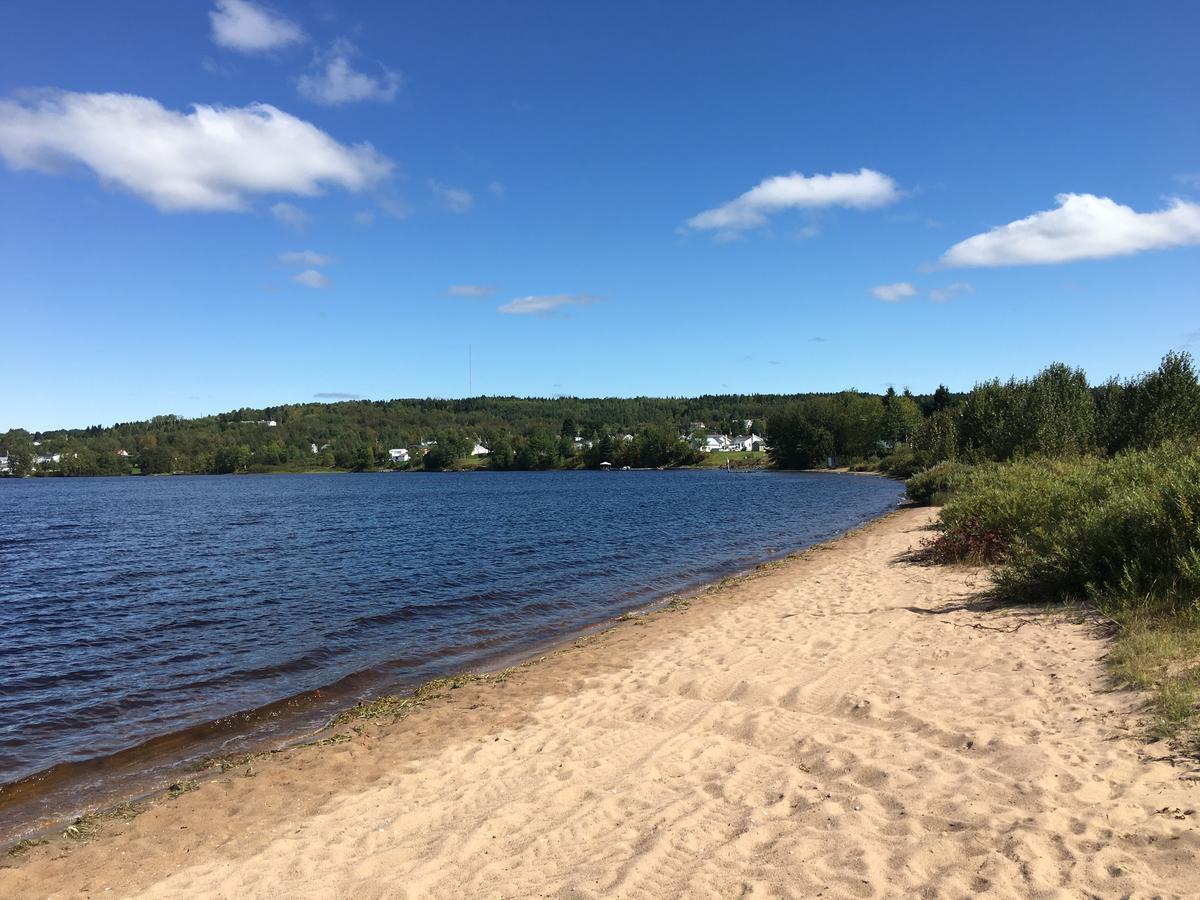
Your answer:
(4, 506), (1198, 898)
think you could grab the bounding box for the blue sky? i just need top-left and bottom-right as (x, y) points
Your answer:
(2, 1), (1198, 431)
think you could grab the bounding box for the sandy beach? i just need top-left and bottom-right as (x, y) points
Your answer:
(4, 506), (1198, 898)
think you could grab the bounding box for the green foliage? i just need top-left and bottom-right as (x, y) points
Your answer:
(958, 362), (1097, 461)
(423, 431), (471, 470)
(881, 388), (923, 445)
(904, 460), (980, 505)
(923, 446), (1200, 615)
(766, 406), (834, 469)
(1098, 351), (1200, 452)
(911, 408), (958, 467)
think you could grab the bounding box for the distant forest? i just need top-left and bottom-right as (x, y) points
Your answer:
(2, 351), (1197, 476)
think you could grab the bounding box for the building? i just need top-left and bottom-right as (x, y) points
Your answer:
(0, 455), (9, 474)
(471, 442), (490, 456)
(389, 448), (410, 463)
(730, 434), (765, 452)
(701, 435), (732, 452)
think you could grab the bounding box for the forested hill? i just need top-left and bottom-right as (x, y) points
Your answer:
(1, 389), (947, 476)
(5, 351), (1197, 477)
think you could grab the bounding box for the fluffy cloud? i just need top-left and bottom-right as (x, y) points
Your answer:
(280, 250), (331, 266)
(210, 0), (304, 53)
(685, 168), (900, 234)
(929, 281), (974, 303)
(448, 284), (496, 298)
(871, 282), (917, 302)
(293, 268), (330, 288)
(941, 193), (1200, 267)
(498, 293), (600, 316)
(270, 202), (312, 229)
(430, 179), (474, 213)
(0, 90), (392, 212)
(297, 39), (402, 106)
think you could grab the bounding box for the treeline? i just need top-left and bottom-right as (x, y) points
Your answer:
(5, 352), (1194, 477)
(0, 389), (948, 477)
(762, 351), (1200, 474)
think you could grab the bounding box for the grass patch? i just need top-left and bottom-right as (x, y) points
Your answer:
(167, 780), (198, 799)
(692, 451), (768, 469)
(1108, 610), (1200, 744)
(7, 838), (48, 857)
(333, 671), (512, 726)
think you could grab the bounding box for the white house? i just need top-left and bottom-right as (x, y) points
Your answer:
(730, 434), (765, 452)
(471, 442), (490, 456)
(0, 455), (9, 474)
(34, 453), (61, 466)
(702, 435), (732, 452)
(389, 448), (410, 463)
(621, 433), (635, 443)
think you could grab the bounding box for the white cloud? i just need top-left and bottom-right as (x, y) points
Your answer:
(430, 179), (474, 213)
(271, 201), (312, 229)
(929, 281), (974, 303)
(488, 181), (505, 198)
(685, 168), (900, 234)
(941, 193), (1200, 267)
(871, 282), (917, 302)
(210, 0), (304, 53)
(376, 194), (413, 219)
(498, 293), (600, 316)
(297, 39), (402, 106)
(0, 90), (392, 212)
(280, 249), (331, 266)
(293, 268), (330, 288)
(448, 284), (496, 298)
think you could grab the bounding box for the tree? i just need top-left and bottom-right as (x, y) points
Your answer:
(139, 445), (176, 475)
(912, 409), (958, 466)
(1126, 351), (1200, 449)
(516, 427), (560, 470)
(423, 431), (471, 469)
(882, 390), (924, 446)
(487, 436), (516, 470)
(766, 406), (835, 469)
(212, 444), (251, 474)
(2, 430), (35, 476)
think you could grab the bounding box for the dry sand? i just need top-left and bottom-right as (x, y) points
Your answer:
(4, 507), (1198, 898)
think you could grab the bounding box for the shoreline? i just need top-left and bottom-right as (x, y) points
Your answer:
(0, 495), (901, 849)
(5, 506), (1196, 897)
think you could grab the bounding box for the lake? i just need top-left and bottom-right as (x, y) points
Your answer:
(0, 469), (903, 838)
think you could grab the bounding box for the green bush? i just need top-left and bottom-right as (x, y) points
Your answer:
(904, 460), (981, 505)
(876, 450), (922, 479)
(926, 445), (1200, 613)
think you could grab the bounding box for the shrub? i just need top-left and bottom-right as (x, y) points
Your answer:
(904, 460), (980, 505)
(927, 445), (1200, 614)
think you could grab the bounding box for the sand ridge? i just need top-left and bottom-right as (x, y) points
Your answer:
(3, 507), (1198, 898)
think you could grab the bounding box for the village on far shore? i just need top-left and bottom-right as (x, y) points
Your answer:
(0, 420), (770, 475)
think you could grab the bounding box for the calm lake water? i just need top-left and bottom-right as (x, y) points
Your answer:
(0, 470), (902, 836)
